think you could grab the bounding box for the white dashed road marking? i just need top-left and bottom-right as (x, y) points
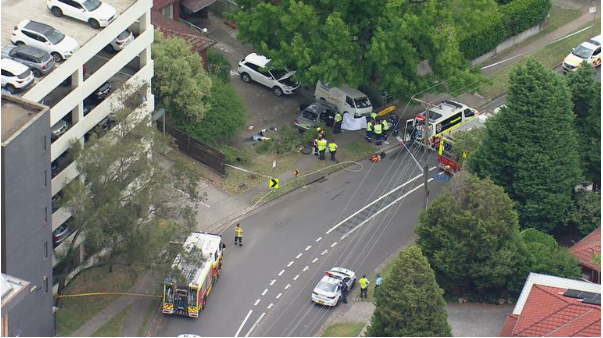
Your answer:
(234, 309), (253, 337)
(276, 293), (282, 299)
(305, 245), (312, 251)
(261, 289), (268, 296)
(287, 261), (294, 267)
(270, 279), (276, 286)
(321, 250), (328, 255)
(331, 242), (338, 248)
(244, 312), (266, 337)
(316, 237), (322, 242)
(268, 303), (274, 309)
(303, 266), (309, 272)
(254, 299), (260, 306)
(293, 274), (300, 281)
(278, 269), (285, 276)
(312, 258), (318, 263)
(296, 253), (303, 259)
(285, 284), (291, 290)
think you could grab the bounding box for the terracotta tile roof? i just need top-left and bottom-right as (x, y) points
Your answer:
(501, 284), (601, 337)
(570, 227), (601, 272)
(151, 11), (215, 53)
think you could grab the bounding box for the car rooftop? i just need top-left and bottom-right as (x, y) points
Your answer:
(587, 35), (601, 46)
(244, 52), (271, 68)
(9, 45), (50, 58)
(23, 20), (56, 36)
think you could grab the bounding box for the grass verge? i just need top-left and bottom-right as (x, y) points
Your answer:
(138, 285), (163, 337)
(320, 322), (365, 337)
(92, 304), (131, 337)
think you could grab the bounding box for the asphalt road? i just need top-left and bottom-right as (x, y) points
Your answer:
(155, 144), (447, 337)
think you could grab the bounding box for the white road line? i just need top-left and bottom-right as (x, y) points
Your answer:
(305, 245), (312, 251)
(312, 258), (318, 263)
(276, 293), (282, 299)
(293, 275), (300, 281)
(278, 269), (285, 276)
(267, 303), (274, 309)
(285, 284), (291, 290)
(244, 312), (266, 337)
(330, 242), (338, 248)
(270, 279), (276, 286)
(321, 250), (328, 256)
(316, 237), (323, 242)
(261, 289), (268, 296)
(254, 299), (260, 306)
(199, 201), (211, 208)
(549, 25), (593, 45)
(340, 178), (436, 240)
(303, 266), (309, 272)
(481, 54), (523, 70)
(234, 309), (253, 337)
(287, 261), (294, 267)
(325, 169), (436, 235)
(296, 253), (303, 259)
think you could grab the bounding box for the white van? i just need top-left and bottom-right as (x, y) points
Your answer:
(314, 81), (372, 117)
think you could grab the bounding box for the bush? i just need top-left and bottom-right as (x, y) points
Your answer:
(569, 189), (601, 237)
(222, 145), (249, 164)
(459, 12), (507, 60)
(207, 49), (231, 82)
(501, 0), (551, 36)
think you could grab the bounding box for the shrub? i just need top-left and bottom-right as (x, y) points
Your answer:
(459, 12), (507, 60)
(222, 145), (250, 164)
(207, 49), (231, 82)
(254, 139), (274, 154)
(501, 0), (551, 36)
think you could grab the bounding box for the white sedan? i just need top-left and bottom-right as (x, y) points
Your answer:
(311, 267), (356, 307)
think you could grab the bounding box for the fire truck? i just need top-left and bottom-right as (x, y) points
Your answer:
(162, 232), (225, 318)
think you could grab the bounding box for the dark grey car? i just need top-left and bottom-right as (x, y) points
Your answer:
(1, 45), (55, 77)
(294, 101), (338, 131)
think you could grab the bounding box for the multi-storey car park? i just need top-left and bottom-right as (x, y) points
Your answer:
(1, 0), (155, 295)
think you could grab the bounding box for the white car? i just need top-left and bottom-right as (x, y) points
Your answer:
(11, 20), (79, 63)
(237, 53), (300, 96)
(563, 35), (601, 72)
(311, 267), (356, 307)
(47, 0), (117, 29)
(104, 30), (134, 53)
(1, 59), (35, 94)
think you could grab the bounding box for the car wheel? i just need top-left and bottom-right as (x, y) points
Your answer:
(32, 69), (41, 77)
(240, 73), (251, 83)
(4, 84), (16, 94)
(14, 41), (25, 47)
(89, 19), (100, 29)
(273, 87), (283, 97)
(104, 44), (115, 53)
(351, 278), (356, 289)
(51, 7), (63, 17)
(51, 52), (63, 63)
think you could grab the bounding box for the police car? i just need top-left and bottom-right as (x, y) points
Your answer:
(562, 35), (601, 72)
(311, 267), (356, 307)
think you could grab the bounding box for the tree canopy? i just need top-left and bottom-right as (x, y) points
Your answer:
(469, 59), (582, 232)
(521, 228), (581, 279)
(569, 189), (602, 237)
(232, 0), (485, 99)
(152, 30), (212, 124)
(367, 245), (451, 337)
(416, 172), (529, 296)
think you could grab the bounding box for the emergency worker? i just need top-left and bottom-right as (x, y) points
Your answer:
(234, 223), (243, 246)
(382, 119), (390, 143)
(317, 137), (328, 160)
(373, 119), (383, 146)
(333, 112), (342, 134)
(328, 140), (338, 162)
(359, 275), (370, 298)
(366, 120), (373, 142)
(389, 113), (399, 137)
(370, 111), (377, 121)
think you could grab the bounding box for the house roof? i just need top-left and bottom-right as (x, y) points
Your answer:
(500, 273), (601, 337)
(181, 0), (216, 13)
(151, 11), (214, 53)
(569, 227), (601, 272)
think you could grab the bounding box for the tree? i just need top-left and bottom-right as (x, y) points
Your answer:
(152, 30), (212, 124)
(469, 59), (582, 232)
(55, 82), (201, 296)
(565, 64), (601, 188)
(416, 172), (529, 296)
(450, 127), (486, 168)
(232, 0), (486, 100)
(367, 246), (451, 337)
(521, 228), (581, 278)
(568, 189), (601, 237)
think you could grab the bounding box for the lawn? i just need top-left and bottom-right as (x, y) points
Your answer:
(320, 322), (365, 337)
(138, 285), (163, 337)
(92, 304), (131, 337)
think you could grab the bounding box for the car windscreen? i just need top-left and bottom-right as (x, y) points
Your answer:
(46, 29), (65, 44)
(17, 69), (31, 79)
(316, 281), (337, 293)
(117, 30), (131, 40)
(83, 0), (102, 11)
(354, 96), (371, 108)
(271, 69), (289, 80)
(300, 110), (319, 121)
(573, 45), (594, 59)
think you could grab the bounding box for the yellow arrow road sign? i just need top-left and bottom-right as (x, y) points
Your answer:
(270, 178), (279, 189)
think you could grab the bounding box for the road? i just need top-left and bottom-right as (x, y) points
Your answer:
(155, 143), (447, 337)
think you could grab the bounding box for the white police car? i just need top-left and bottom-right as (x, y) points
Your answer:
(311, 267), (356, 307)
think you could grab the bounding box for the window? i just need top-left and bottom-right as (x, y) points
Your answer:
(594, 47), (601, 56)
(44, 206), (48, 222)
(43, 135), (47, 151)
(44, 241), (48, 260)
(23, 31), (37, 40)
(245, 62), (261, 72)
(463, 108), (475, 119)
(1, 70), (11, 76)
(345, 96), (354, 107)
(160, 4), (173, 19)
(435, 112), (463, 134)
(44, 276), (48, 293)
(44, 170), (48, 188)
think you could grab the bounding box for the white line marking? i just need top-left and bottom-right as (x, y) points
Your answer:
(296, 253), (303, 259)
(278, 269), (285, 276)
(316, 237), (322, 242)
(244, 312), (266, 337)
(267, 303), (274, 309)
(305, 245), (312, 251)
(285, 284), (291, 290)
(303, 266), (309, 272)
(276, 293), (282, 299)
(287, 261), (294, 267)
(270, 279), (276, 286)
(293, 275), (300, 281)
(254, 299), (260, 306)
(312, 258), (318, 263)
(261, 289), (268, 296)
(330, 242), (338, 248)
(481, 54), (523, 70)
(549, 25), (593, 45)
(234, 309), (253, 337)
(321, 250), (328, 256)
(340, 178), (436, 240)
(325, 169), (436, 235)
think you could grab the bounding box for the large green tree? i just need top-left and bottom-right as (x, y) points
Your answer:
(152, 30), (212, 124)
(367, 246), (452, 337)
(469, 59), (582, 232)
(232, 0), (485, 99)
(521, 228), (581, 278)
(416, 172), (529, 296)
(568, 189), (601, 237)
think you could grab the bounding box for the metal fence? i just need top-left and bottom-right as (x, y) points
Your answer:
(156, 120), (225, 175)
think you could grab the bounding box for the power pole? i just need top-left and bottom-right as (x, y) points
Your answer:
(411, 98), (441, 209)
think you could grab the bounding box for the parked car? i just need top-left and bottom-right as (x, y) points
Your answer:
(105, 30), (134, 53)
(294, 101), (337, 131)
(1, 59), (35, 94)
(52, 222), (72, 246)
(89, 79), (111, 102)
(563, 35), (601, 72)
(11, 20), (79, 62)
(51, 118), (70, 140)
(311, 267), (356, 307)
(47, 0), (117, 29)
(1, 45), (55, 77)
(237, 53), (300, 96)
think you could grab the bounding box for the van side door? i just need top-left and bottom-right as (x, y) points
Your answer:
(344, 96), (355, 115)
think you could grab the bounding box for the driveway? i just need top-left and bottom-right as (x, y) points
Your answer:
(447, 303), (513, 337)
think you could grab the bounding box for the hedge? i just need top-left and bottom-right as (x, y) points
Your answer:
(459, 12), (507, 60)
(501, 0), (551, 36)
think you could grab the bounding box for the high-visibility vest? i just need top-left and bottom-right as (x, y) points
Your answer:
(334, 113), (342, 123)
(317, 139), (327, 151)
(370, 112), (377, 120)
(374, 123), (383, 135)
(359, 278), (368, 289)
(382, 120), (389, 131)
(235, 227), (243, 237)
(366, 121), (373, 132)
(328, 142), (337, 152)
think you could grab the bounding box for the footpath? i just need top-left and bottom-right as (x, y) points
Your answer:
(69, 1), (596, 336)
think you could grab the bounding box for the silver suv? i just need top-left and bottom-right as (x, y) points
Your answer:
(1, 45), (55, 77)
(237, 53), (300, 96)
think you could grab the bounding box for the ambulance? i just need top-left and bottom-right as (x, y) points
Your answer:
(562, 35), (601, 72)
